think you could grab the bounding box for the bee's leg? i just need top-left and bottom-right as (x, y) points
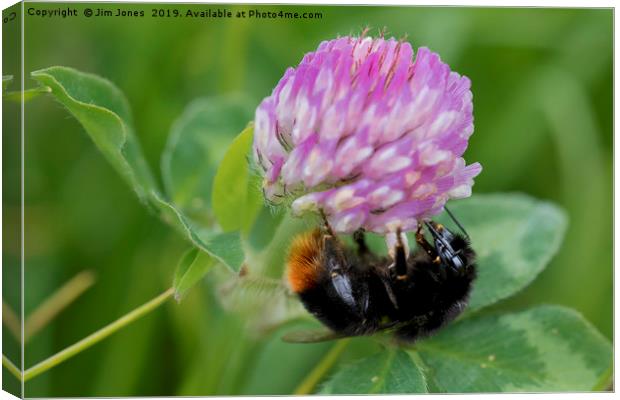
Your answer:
(353, 228), (369, 255)
(317, 212), (359, 312)
(416, 222), (441, 266)
(319, 209), (370, 318)
(387, 228), (409, 280)
(379, 273), (400, 310)
(319, 208), (336, 237)
(319, 208), (353, 270)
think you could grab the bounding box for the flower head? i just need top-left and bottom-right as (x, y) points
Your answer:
(253, 34), (482, 234)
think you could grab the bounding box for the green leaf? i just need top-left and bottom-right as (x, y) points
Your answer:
(321, 349), (427, 394)
(242, 322), (333, 395)
(415, 305), (612, 392)
(31, 66), (158, 203)
(152, 192), (244, 272)
(212, 124), (262, 232)
(437, 193), (568, 312)
(173, 248), (216, 302)
(161, 95), (255, 214)
(3, 75), (13, 91)
(246, 206), (285, 251)
(255, 213), (315, 278)
(30, 67), (246, 274)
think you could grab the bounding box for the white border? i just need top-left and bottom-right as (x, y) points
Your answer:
(0, 1), (615, 400)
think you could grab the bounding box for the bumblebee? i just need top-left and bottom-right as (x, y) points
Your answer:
(286, 209), (477, 343)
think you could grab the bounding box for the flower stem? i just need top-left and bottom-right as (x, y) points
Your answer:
(24, 270), (96, 342)
(23, 288), (174, 382)
(2, 355), (21, 380)
(293, 339), (350, 395)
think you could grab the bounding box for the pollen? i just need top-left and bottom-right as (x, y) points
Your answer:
(287, 229), (324, 293)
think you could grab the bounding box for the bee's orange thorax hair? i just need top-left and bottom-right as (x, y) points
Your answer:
(287, 229), (324, 294)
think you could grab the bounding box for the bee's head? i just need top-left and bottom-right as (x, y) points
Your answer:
(424, 221), (468, 270)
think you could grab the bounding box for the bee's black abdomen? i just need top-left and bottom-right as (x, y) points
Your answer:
(392, 274), (476, 342)
(287, 219), (477, 342)
(298, 286), (362, 334)
(393, 233), (477, 342)
(288, 230), (391, 336)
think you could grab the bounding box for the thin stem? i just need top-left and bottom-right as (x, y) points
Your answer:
(293, 338), (350, 395)
(3, 86), (51, 102)
(592, 364), (613, 391)
(23, 288), (174, 382)
(24, 270), (96, 342)
(2, 355), (22, 381)
(2, 301), (21, 341)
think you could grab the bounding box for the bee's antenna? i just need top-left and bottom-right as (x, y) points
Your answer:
(444, 206), (469, 239)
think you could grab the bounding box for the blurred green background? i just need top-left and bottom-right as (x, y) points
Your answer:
(3, 3), (612, 397)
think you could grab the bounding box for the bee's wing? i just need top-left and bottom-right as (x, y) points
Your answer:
(281, 328), (351, 343)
